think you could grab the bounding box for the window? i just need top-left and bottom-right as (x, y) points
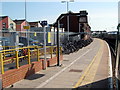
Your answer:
(79, 17), (87, 23)
(2, 23), (6, 29)
(10, 23), (14, 30)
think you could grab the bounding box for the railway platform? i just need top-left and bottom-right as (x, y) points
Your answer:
(6, 38), (112, 89)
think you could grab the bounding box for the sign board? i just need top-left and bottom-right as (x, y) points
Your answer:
(34, 32), (37, 36)
(41, 21), (47, 27)
(48, 32), (51, 43)
(79, 16), (88, 23)
(23, 26), (30, 29)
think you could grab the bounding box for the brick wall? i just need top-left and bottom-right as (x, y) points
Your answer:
(2, 60), (42, 88)
(2, 55), (63, 88)
(48, 55), (63, 66)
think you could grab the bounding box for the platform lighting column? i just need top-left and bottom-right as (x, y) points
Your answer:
(61, 0), (74, 40)
(43, 26), (47, 69)
(41, 21), (47, 70)
(25, 0), (29, 46)
(25, 0), (27, 39)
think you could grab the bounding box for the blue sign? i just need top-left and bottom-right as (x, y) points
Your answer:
(41, 21), (47, 27)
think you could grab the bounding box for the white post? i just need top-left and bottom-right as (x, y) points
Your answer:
(16, 31), (19, 48)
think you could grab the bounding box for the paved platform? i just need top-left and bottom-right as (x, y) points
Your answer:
(8, 38), (112, 89)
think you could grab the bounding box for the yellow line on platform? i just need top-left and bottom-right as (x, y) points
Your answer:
(73, 39), (104, 88)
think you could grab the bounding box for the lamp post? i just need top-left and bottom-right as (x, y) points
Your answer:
(25, 0), (27, 38)
(25, 0), (26, 20)
(41, 21), (48, 70)
(61, 0), (74, 40)
(61, 0), (74, 12)
(24, 0), (30, 46)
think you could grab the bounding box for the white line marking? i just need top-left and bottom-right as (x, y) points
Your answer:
(35, 49), (92, 88)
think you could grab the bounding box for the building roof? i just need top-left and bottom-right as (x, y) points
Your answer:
(29, 21), (40, 25)
(29, 21), (40, 24)
(13, 19), (26, 24)
(28, 21), (41, 27)
(53, 10), (88, 27)
(0, 16), (8, 21)
(57, 11), (88, 21)
(53, 11), (80, 27)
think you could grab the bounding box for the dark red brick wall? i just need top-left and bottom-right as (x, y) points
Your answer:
(2, 60), (42, 88)
(48, 55), (63, 66)
(60, 16), (79, 32)
(2, 55), (63, 88)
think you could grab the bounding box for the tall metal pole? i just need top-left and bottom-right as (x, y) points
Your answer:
(25, 0), (29, 46)
(43, 26), (47, 69)
(54, 27), (56, 45)
(57, 21), (60, 66)
(67, 15), (69, 40)
(25, 0), (26, 20)
(56, 16), (64, 66)
(62, 0), (74, 41)
(67, 1), (69, 40)
(67, 1), (69, 12)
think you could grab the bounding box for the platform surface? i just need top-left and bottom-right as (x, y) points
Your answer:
(10, 38), (111, 89)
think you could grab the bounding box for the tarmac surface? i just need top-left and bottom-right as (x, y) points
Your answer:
(8, 38), (112, 89)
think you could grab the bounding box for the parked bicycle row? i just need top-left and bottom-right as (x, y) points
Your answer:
(61, 38), (93, 54)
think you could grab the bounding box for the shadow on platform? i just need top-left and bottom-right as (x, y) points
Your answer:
(25, 73), (45, 80)
(73, 77), (112, 90)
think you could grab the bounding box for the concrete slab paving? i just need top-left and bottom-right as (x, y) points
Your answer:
(9, 38), (110, 89)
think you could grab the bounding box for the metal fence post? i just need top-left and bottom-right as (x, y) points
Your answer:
(0, 53), (4, 74)
(57, 20), (60, 66)
(28, 48), (31, 64)
(16, 50), (19, 69)
(37, 47), (40, 61)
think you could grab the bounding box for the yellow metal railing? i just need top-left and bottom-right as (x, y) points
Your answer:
(0, 46), (62, 74)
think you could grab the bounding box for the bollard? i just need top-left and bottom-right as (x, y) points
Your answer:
(16, 50), (19, 69)
(28, 48), (31, 65)
(50, 47), (53, 59)
(0, 53), (4, 74)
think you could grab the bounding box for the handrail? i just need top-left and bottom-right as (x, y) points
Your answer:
(0, 45), (62, 74)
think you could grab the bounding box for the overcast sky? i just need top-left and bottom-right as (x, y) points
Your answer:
(0, 0), (119, 31)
